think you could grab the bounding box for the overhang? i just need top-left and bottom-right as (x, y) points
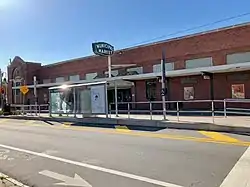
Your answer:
(12, 62), (250, 89)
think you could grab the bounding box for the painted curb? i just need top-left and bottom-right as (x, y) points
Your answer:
(1, 116), (250, 134)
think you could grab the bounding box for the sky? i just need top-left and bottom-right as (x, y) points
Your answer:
(1, 0), (250, 68)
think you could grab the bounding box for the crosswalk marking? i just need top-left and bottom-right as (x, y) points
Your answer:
(199, 131), (240, 142)
(115, 125), (131, 132)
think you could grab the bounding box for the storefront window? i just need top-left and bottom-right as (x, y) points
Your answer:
(146, 80), (156, 101)
(184, 87), (194, 100)
(231, 84), (245, 99)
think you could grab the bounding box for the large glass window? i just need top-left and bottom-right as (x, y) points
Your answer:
(86, 72), (97, 80)
(56, 77), (65, 83)
(127, 67), (143, 74)
(185, 57), (212, 69)
(153, 63), (174, 73)
(227, 52), (250, 64)
(69, 75), (80, 82)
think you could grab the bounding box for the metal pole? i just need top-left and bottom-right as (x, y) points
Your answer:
(0, 69), (2, 109)
(161, 49), (167, 120)
(38, 105), (41, 117)
(223, 99), (227, 118)
(128, 102), (130, 119)
(177, 101), (180, 122)
(109, 104), (111, 118)
(73, 88), (76, 118)
(34, 76), (38, 116)
(115, 81), (118, 117)
(22, 79), (25, 114)
(108, 55), (112, 78)
(105, 83), (109, 118)
(149, 101), (152, 120)
(212, 100), (215, 124)
(49, 90), (52, 117)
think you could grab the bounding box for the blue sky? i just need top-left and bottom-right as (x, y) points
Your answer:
(1, 0), (250, 68)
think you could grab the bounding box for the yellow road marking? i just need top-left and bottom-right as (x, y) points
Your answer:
(1, 119), (249, 146)
(63, 126), (250, 146)
(0, 119), (9, 123)
(199, 131), (240, 142)
(115, 125), (131, 132)
(63, 122), (73, 126)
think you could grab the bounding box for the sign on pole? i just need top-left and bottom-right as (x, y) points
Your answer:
(20, 85), (29, 95)
(92, 42), (114, 56)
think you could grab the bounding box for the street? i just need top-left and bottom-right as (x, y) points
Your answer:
(0, 119), (250, 187)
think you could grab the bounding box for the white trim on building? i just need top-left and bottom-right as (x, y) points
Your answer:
(12, 61), (250, 89)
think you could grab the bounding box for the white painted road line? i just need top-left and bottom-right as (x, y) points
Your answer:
(0, 144), (183, 187)
(220, 146), (250, 187)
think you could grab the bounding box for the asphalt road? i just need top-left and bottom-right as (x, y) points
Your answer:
(0, 118), (250, 187)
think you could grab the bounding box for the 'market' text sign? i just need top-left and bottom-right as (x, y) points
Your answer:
(92, 42), (114, 56)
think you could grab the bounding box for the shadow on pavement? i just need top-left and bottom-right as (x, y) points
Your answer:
(43, 120), (58, 126)
(59, 122), (167, 132)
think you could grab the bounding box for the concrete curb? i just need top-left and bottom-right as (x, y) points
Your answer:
(1, 116), (250, 134)
(0, 172), (29, 187)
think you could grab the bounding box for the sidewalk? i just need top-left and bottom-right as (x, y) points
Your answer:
(2, 113), (250, 133)
(107, 114), (250, 128)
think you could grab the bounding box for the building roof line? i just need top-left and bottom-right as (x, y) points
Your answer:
(43, 22), (250, 68)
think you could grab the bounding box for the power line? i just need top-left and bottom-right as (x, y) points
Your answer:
(129, 12), (250, 47)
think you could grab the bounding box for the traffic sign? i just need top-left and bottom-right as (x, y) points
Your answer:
(20, 85), (29, 95)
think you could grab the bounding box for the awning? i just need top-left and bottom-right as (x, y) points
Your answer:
(12, 61), (250, 89)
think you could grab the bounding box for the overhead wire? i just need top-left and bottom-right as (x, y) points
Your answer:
(128, 12), (250, 47)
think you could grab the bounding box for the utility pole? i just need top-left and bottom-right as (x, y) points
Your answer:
(34, 76), (38, 115)
(108, 55), (112, 78)
(161, 49), (167, 120)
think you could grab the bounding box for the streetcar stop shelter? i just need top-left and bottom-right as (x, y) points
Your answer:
(48, 79), (133, 118)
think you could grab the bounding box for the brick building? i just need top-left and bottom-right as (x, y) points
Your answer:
(7, 23), (250, 110)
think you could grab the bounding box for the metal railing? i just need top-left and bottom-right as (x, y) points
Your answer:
(11, 104), (49, 116)
(109, 99), (250, 123)
(8, 99), (250, 123)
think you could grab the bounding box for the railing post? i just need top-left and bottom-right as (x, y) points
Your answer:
(223, 99), (227, 118)
(177, 101), (180, 122)
(212, 100), (215, 124)
(128, 102), (130, 119)
(109, 104), (111, 118)
(38, 105), (41, 117)
(149, 101), (152, 120)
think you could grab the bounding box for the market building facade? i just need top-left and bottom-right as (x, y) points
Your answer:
(7, 23), (250, 110)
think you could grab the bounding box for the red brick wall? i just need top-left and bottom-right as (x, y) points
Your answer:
(7, 24), (250, 108)
(37, 24), (250, 80)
